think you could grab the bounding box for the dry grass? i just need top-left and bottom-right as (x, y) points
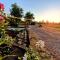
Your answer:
(41, 23), (60, 32)
(42, 23), (60, 28)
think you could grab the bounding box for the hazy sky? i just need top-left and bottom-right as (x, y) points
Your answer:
(0, 0), (60, 22)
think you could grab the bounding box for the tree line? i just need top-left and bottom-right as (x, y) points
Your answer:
(9, 3), (35, 26)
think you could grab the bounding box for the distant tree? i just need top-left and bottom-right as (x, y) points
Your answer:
(24, 12), (34, 25)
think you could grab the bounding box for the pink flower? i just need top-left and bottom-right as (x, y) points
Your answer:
(0, 3), (4, 11)
(0, 15), (4, 22)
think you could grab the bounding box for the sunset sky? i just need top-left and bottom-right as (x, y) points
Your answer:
(0, 0), (60, 23)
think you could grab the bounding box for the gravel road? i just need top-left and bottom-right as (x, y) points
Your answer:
(29, 25), (60, 60)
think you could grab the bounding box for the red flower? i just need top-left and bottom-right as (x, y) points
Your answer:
(0, 3), (4, 11)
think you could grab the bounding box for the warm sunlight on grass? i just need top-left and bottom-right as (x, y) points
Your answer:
(54, 27), (60, 30)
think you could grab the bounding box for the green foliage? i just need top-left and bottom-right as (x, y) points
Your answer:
(0, 17), (15, 46)
(24, 12), (34, 25)
(10, 3), (23, 18)
(25, 48), (40, 60)
(0, 35), (15, 46)
(24, 47), (52, 60)
(18, 47), (40, 60)
(18, 57), (22, 60)
(0, 21), (8, 36)
(9, 3), (23, 27)
(24, 12), (34, 19)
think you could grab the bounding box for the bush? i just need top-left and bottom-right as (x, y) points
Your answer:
(24, 47), (40, 60)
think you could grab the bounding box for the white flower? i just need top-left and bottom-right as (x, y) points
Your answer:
(35, 40), (45, 50)
(23, 54), (27, 60)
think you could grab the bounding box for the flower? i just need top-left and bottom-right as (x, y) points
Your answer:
(35, 40), (45, 50)
(0, 15), (4, 20)
(0, 3), (4, 11)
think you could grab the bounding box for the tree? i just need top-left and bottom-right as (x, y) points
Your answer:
(10, 3), (23, 17)
(24, 12), (34, 25)
(10, 3), (23, 27)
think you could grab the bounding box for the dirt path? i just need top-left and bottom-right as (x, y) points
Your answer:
(29, 25), (60, 60)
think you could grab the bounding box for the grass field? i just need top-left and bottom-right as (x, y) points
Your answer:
(54, 27), (60, 31)
(42, 23), (60, 31)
